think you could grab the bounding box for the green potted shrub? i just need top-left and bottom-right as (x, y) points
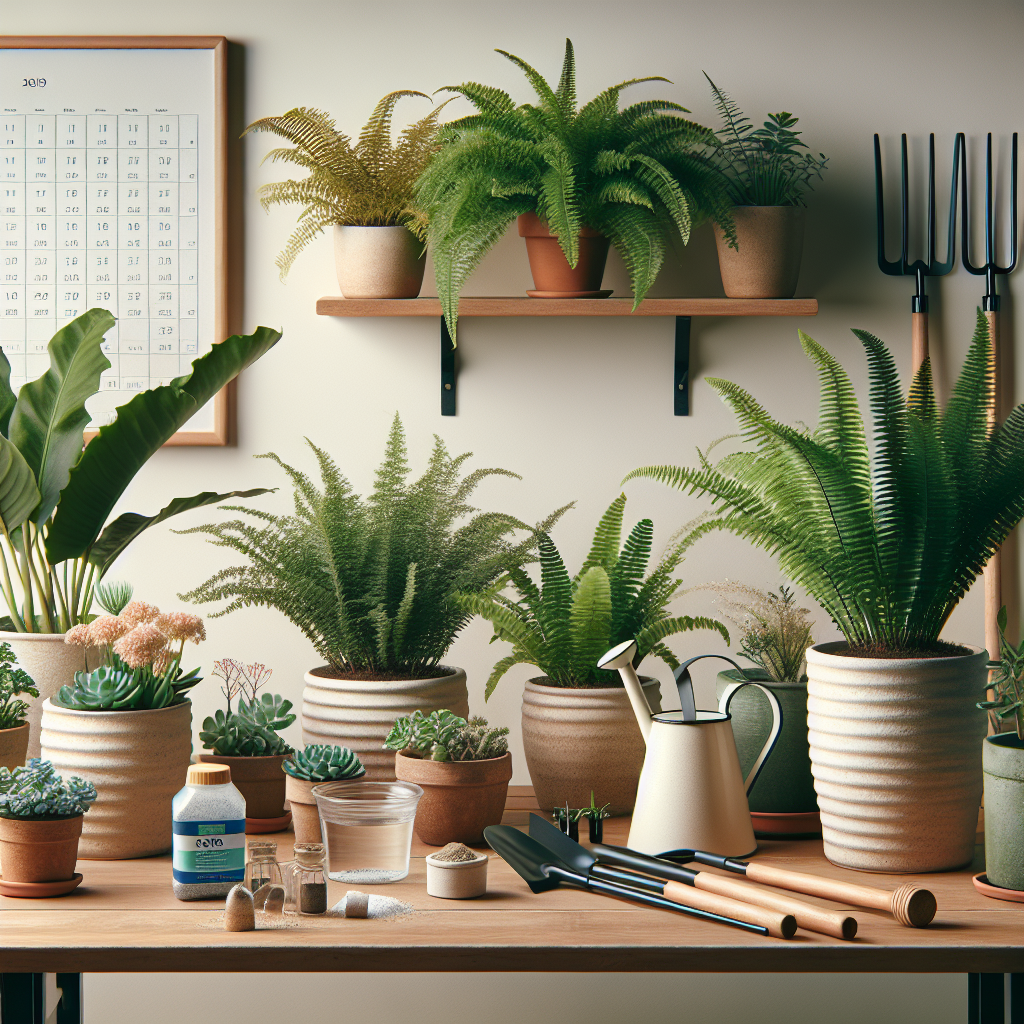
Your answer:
(0, 643), (38, 771)
(43, 593), (205, 859)
(0, 758), (96, 895)
(182, 413), (567, 780)
(385, 710), (511, 845)
(626, 312), (1024, 872)
(0, 309), (279, 759)
(703, 75), (828, 298)
(283, 744), (365, 844)
(979, 608), (1024, 891)
(458, 493), (728, 815)
(415, 38), (735, 343)
(197, 659), (296, 831)
(245, 90), (445, 298)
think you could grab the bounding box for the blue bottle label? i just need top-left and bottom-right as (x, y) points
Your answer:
(172, 819), (246, 883)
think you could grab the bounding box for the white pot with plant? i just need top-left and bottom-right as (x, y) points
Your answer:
(459, 494), (728, 816)
(628, 314), (1022, 872)
(183, 413), (567, 781)
(246, 91), (445, 298)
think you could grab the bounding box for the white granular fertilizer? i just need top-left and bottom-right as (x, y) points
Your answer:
(328, 893), (414, 919)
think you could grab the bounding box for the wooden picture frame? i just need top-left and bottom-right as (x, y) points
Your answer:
(0, 36), (234, 445)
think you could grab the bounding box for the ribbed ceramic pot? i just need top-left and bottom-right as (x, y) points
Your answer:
(195, 753), (288, 819)
(0, 723), (30, 771)
(333, 225), (426, 298)
(301, 666), (469, 781)
(805, 642), (987, 873)
(0, 631), (101, 760)
(0, 814), (83, 883)
(521, 678), (662, 816)
(982, 733), (1024, 890)
(284, 775), (323, 844)
(713, 206), (805, 298)
(39, 698), (193, 859)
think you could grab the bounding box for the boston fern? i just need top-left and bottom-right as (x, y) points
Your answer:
(458, 494), (728, 696)
(627, 312), (1024, 655)
(181, 415), (568, 678)
(416, 39), (735, 342)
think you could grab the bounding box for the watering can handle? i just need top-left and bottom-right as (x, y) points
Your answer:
(673, 655), (747, 722)
(717, 680), (784, 796)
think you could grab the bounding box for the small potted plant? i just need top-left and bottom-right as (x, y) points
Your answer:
(575, 792), (611, 843)
(197, 660), (295, 832)
(0, 643), (38, 770)
(245, 91), (446, 297)
(703, 75), (828, 298)
(0, 758), (96, 895)
(458, 493), (728, 815)
(283, 744), (365, 844)
(385, 710), (512, 845)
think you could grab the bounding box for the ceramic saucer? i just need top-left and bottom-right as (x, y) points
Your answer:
(751, 810), (822, 836)
(245, 811), (292, 834)
(526, 289), (613, 298)
(972, 873), (1024, 903)
(0, 872), (83, 898)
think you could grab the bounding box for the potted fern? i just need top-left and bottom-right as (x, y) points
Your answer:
(183, 414), (566, 781)
(703, 75), (828, 298)
(245, 91), (445, 298)
(458, 494), (727, 815)
(0, 643), (38, 771)
(626, 312), (1023, 872)
(384, 710), (511, 845)
(416, 39), (735, 343)
(283, 745), (365, 844)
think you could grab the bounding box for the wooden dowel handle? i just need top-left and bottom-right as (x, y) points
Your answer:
(984, 308), (1002, 668)
(661, 880), (797, 939)
(912, 311), (928, 374)
(694, 872), (857, 940)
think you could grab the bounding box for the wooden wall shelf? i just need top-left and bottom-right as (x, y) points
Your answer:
(316, 296), (819, 415)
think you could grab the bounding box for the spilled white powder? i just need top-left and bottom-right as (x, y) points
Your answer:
(328, 893), (414, 919)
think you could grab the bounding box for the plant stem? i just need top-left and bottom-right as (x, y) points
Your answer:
(0, 540), (26, 632)
(23, 525), (53, 633)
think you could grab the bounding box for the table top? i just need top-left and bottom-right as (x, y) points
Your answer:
(1, 788), (1020, 974)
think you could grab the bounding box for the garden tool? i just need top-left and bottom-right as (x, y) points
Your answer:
(959, 132), (1019, 667)
(596, 641), (782, 857)
(528, 814), (855, 939)
(483, 825), (790, 938)
(874, 133), (961, 372)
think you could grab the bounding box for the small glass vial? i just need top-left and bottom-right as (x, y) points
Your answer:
(245, 841), (283, 893)
(287, 843), (327, 916)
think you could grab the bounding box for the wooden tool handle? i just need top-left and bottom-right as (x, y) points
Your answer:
(984, 308), (1002, 667)
(912, 311), (928, 373)
(694, 872), (857, 940)
(661, 880), (796, 939)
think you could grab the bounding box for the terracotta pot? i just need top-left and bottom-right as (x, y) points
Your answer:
(301, 665), (469, 781)
(983, 733), (1024, 890)
(284, 775), (323, 844)
(0, 722), (30, 771)
(805, 642), (987, 873)
(521, 678), (662, 816)
(0, 813), (82, 883)
(39, 698), (192, 859)
(713, 206), (805, 298)
(196, 753), (288, 819)
(333, 225), (426, 298)
(0, 630), (101, 760)
(517, 212), (611, 296)
(394, 751), (512, 845)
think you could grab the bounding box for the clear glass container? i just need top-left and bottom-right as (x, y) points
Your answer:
(285, 842), (328, 915)
(312, 780), (422, 883)
(245, 840), (283, 892)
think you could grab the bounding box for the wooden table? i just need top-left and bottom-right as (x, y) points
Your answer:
(1, 787), (1020, 1022)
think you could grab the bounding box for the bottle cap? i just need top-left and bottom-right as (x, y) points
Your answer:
(186, 763), (231, 786)
(294, 842), (325, 868)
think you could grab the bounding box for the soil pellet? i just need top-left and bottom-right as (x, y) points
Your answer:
(224, 884), (256, 931)
(345, 890), (369, 918)
(300, 882), (328, 915)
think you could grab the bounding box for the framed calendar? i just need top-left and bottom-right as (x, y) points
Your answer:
(0, 36), (233, 445)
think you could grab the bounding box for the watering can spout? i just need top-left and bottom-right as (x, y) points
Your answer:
(598, 639), (652, 743)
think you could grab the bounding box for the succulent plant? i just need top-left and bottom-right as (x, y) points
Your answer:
(0, 759), (97, 819)
(0, 642), (38, 730)
(200, 694), (296, 757)
(383, 710), (509, 762)
(95, 580), (133, 616)
(56, 663), (202, 711)
(283, 744), (366, 782)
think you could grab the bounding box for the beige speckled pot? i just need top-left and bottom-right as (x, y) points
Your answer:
(805, 642), (987, 873)
(521, 678), (662, 817)
(0, 723), (29, 771)
(714, 206), (805, 298)
(333, 225), (426, 298)
(284, 775), (323, 845)
(0, 631), (101, 760)
(301, 666), (469, 781)
(39, 698), (192, 859)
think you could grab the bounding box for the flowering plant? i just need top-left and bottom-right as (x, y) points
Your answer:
(199, 659), (294, 756)
(0, 758), (97, 819)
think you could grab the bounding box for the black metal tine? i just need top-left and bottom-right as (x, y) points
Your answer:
(927, 134), (937, 267)
(875, 134), (903, 274)
(901, 134), (910, 269)
(986, 133), (995, 267)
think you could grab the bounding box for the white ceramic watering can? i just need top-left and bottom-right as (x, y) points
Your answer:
(598, 640), (783, 857)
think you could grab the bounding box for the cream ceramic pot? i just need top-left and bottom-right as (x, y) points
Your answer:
(598, 642), (782, 857)
(333, 225), (426, 298)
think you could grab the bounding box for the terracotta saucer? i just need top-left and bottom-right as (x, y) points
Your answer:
(751, 810), (822, 836)
(526, 289), (613, 299)
(0, 872), (83, 898)
(245, 811), (292, 834)
(972, 873), (1024, 903)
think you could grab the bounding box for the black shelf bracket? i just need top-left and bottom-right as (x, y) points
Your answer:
(441, 317), (457, 416)
(674, 316), (691, 416)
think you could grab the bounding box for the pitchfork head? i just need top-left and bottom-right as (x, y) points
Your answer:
(874, 133), (961, 311)
(960, 132), (1018, 311)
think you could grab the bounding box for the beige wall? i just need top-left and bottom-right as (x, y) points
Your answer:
(7, 1), (1020, 1019)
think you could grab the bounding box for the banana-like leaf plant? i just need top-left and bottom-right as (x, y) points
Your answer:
(0, 309), (281, 633)
(457, 494), (728, 697)
(626, 312), (1024, 655)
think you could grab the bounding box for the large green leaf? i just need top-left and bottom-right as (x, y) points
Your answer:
(0, 434), (41, 534)
(0, 348), (17, 437)
(9, 308), (114, 525)
(45, 326), (281, 564)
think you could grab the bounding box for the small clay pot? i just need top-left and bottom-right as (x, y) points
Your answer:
(285, 775), (323, 844)
(714, 206), (805, 298)
(0, 723), (30, 771)
(425, 851), (488, 899)
(518, 212), (611, 296)
(394, 751), (512, 846)
(0, 814), (83, 883)
(197, 753), (288, 819)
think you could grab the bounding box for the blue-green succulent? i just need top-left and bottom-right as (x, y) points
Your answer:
(0, 759), (97, 819)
